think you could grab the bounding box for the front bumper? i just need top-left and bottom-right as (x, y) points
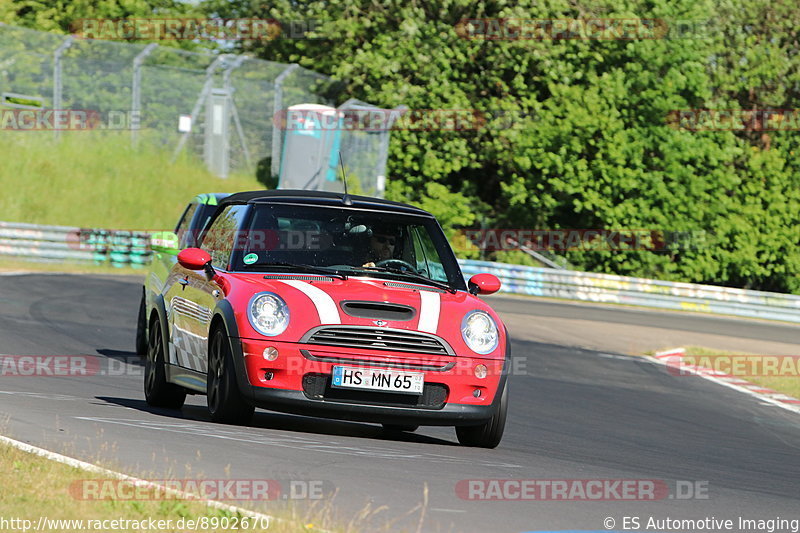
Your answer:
(247, 386), (499, 426)
(235, 338), (506, 426)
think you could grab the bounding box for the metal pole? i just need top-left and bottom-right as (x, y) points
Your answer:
(171, 54), (227, 163)
(131, 43), (158, 147)
(223, 55), (251, 171)
(52, 36), (73, 139)
(270, 64), (299, 179)
(505, 237), (570, 270)
(229, 98), (251, 169)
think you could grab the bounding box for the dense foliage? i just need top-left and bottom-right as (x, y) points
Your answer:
(4, 0), (799, 292)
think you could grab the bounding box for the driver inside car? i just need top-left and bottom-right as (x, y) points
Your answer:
(362, 227), (398, 267)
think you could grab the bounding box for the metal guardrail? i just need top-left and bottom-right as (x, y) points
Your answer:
(0, 221), (151, 268)
(459, 259), (800, 324)
(2, 220), (799, 323)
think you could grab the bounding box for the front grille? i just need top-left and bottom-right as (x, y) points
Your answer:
(302, 373), (448, 409)
(302, 326), (452, 355)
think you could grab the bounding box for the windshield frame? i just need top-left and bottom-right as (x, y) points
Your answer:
(214, 201), (467, 292)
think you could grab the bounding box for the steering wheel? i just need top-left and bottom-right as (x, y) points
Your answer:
(376, 258), (418, 272)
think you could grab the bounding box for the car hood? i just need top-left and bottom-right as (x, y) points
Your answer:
(224, 272), (506, 358)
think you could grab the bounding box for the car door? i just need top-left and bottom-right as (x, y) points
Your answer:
(164, 206), (231, 374)
(165, 204), (246, 374)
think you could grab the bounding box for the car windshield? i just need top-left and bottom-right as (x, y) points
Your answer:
(228, 203), (466, 291)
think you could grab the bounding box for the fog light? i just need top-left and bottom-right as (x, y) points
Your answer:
(263, 347), (279, 361)
(265, 372), (274, 381)
(474, 364), (487, 379)
(473, 388), (482, 398)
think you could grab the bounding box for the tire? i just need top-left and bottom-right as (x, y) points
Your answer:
(144, 316), (186, 409)
(207, 328), (254, 425)
(382, 424), (419, 433)
(455, 384), (508, 448)
(135, 289), (148, 356)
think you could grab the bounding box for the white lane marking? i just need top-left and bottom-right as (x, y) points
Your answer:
(74, 417), (523, 468)
(0, 433), (276, 524)
(0, 391), (78, 401)
(281, 280), (340, 324)
(430, 508), (467, 513)
(417, 291), (440, 333)
(597, 353), (638, 361)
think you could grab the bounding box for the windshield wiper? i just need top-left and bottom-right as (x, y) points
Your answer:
(354, 266), (455, 293)
(244, 262), (347, 280)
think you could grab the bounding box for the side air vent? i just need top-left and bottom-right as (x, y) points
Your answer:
(340, 301), (416, 321)
(383, 281), (446, 293)
(262, 275), (333, 282)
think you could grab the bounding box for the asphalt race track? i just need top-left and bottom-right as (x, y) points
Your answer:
(1, 273), (799, 532)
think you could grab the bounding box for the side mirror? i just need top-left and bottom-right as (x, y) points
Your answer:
(150, 231), (180, 255)
(468, 273), (501, 295)
(177, 248), (211, 270)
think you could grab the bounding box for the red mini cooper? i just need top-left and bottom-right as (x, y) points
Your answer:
(143, 190), (509, 448)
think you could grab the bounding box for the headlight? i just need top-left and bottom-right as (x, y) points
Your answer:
(248, 292), (290, 336)
(461, 310), (499, 354)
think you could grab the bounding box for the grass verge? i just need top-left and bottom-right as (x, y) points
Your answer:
(0, 439), (273, 532)
(0, 436), (354, 532)
(682, 346), (800, 399)
(646, 346), (800, 400)
(0, 132), (263, 230)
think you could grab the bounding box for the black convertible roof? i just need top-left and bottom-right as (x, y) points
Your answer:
(218, 189), (432, 216)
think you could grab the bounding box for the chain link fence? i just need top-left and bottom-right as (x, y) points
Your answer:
(0, 23), (393, 193)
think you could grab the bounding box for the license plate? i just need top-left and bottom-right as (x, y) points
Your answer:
(331, 366), (424, 395)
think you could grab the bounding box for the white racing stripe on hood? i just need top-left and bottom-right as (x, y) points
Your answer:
(417, 291), (441, 333)
(281, 280), (341, 324)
